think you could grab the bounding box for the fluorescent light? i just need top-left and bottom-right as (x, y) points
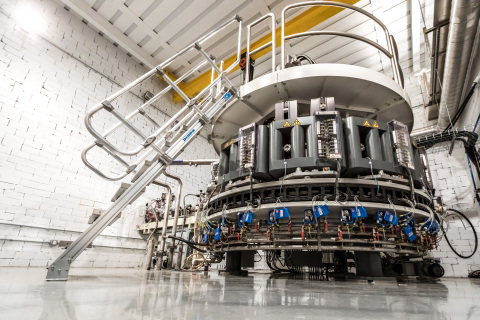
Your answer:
(15, 5), (46, 34)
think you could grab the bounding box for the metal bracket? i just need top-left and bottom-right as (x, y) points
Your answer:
(101, 100), (114, 112)
(143, 136), (157, 148)
(157, 151), (173, 165)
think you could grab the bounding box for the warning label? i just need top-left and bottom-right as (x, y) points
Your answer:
(293, 119), (301, 126)
(363, 119), (371, 127)
(372, 121), (379, 128)
(283, 120), (291, 128)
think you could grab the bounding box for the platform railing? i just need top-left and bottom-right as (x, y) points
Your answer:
(46, 16), (242, 280)
(245, 13), (276, 83)
(280, 1), (404, 88)
(81, 15), (242, 181)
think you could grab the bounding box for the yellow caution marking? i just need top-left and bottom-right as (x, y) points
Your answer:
(363, 119), (371, 127)
(283, 120), (292, 128)
(293, 119), (301, 126)
(224, 139), (234, 148)
(372, 121), (379, 128)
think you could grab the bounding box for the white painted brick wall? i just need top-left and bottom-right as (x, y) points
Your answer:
(0, 0), (217, 268)
(427, 146), (480, 277)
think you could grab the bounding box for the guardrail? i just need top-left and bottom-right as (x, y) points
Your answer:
(81, 16), (242, 181)
(280, 1), (403, 87)
(245, 13), (276, 83)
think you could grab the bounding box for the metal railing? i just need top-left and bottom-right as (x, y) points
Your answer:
(245, 13), (276, 83)
(280, 1), (404, 87)
(82, 4), (404, 181)
(81, 15), (242, 181)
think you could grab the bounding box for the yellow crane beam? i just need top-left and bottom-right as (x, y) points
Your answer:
(172, 0), (360, 103)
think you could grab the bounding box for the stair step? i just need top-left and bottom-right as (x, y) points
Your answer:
(131, 160), (156, 183)
(111, 182), (145, 203)
(88, 209), (122, 226)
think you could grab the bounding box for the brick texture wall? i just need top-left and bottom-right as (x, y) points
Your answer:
(0, 0), (216, 268)
(426, 147), (480, 277)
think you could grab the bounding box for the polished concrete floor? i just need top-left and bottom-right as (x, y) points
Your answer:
(0, 268), (479, 320)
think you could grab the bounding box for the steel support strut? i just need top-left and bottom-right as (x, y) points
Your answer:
(46, 92), (233, 280)
(46, 160), (167, 280)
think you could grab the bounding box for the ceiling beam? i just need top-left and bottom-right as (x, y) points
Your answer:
(252, 0), (271, 16)
(61, 0), (160, 68)
(172, 0), (361, 103)
(108, 0), (191, 71)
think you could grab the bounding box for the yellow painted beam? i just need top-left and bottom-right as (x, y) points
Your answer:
(172, 0), (360, 103)
(156, 69), (178, 83)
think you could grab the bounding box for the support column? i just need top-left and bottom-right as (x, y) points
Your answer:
(144, 238), (155, 270)
(225, 251), (242, 273)
(176, 244), (184, 270)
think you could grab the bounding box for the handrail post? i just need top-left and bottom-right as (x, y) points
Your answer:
(155, 180), (172, 270)
(164, 171), (183, 269)
(246, 13), (276, 83)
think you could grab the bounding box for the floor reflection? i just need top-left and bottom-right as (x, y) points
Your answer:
(0, 268), (479, 320)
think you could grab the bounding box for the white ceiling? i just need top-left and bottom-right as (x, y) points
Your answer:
(62, 0), (436, 127)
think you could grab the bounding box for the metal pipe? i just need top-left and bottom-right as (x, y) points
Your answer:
(81, 15), (242, 180)
(164, 171), (183, 269)
(209, 58), (216, 98)
(246, 13), (276, 83)
(171, 159), (218, 166)
(176, 243), (184, 270)
(438, 0), (480, 129)
(144, 238), (155, 270)
(280, 1), (401, 85)
(410, 125), (439, 138)
(284, 31), (393, 59)
(81, 60), (209, 175)
(183, 194), (200, 217)
(282, 1), (391, 68)
(153, 180), (172, 270)
(193, 204), (201, 242)
(82, 68), (223, 182)
(173, 193), (200, 270)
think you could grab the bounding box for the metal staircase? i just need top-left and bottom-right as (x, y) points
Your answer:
(46, 16), (243, 280)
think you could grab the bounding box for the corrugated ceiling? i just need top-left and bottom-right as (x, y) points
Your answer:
(64, 0), (436, 125)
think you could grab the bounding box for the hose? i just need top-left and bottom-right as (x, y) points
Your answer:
(334, 159), (341, 198)
(167, 236), (207, 253)
(406, 169), (415, 202)
(441, 208), (478, 259)
(296, 54), (316, 64)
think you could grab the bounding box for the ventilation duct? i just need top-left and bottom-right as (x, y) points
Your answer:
(437, 0), (480, 129)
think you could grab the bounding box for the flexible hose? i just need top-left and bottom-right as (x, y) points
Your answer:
(167, 236), (207, 253)
(441, 208), (478, 259)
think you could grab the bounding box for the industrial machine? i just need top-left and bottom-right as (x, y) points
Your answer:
(185, 2), (444, 279)
(47, 1), (477, 281)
